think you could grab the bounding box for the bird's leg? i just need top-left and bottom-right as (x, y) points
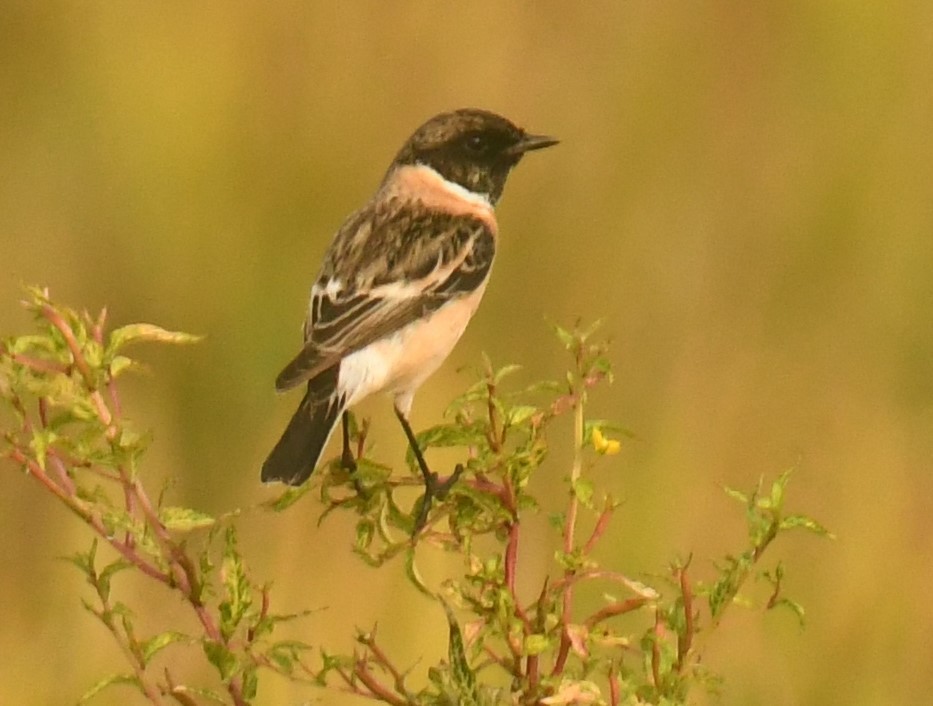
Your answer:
(395, 408), (434, 513)
(394, 407), (433, 484)
(340, 410), (358, 472)
(394, 408), (464, 531)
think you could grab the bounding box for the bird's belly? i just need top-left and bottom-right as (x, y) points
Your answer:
(338, 285), (486, 412)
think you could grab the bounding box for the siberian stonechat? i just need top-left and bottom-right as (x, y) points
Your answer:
(262, 108), (557, 498)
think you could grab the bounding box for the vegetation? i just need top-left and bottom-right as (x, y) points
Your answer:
(1, 288), (831, 705)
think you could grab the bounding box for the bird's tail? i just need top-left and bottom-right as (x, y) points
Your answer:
(261, 380), (343, 486)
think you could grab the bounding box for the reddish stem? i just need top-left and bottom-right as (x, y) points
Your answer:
(7, 448), (170, 584)
(40, 305), (116, 436)
(608, 664), (621, 706)
(583, 597), (649, 629)
(651, 608), (663, 691)
(361, 632), (407, 694)
(676, 562), (694, 671)
(582, 502), (614, 555)
(91, 307), (108, 344)
(9, 307), (248, 705)
(352, 656), (409, 706)
(505, 521), (519, 597)
(486, 381), (502, 453)
(95, 581), (167, 704)
(48, 452), (77, 495)
(40, 305), (95, 389)
(10, 353), (69, 375)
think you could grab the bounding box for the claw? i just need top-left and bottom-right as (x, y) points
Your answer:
(394, 409), (466, 534)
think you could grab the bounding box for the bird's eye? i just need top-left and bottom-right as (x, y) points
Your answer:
(464, 134), (489, 154)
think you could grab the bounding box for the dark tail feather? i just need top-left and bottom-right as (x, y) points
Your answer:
(261, 386), (343, 486)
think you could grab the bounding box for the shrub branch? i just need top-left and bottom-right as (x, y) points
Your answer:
(1, 289), (833, 706)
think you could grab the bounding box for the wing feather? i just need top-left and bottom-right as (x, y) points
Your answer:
(274, 201), (495, 392)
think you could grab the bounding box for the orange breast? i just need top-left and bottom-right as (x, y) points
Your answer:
(386, 164), (498, 236)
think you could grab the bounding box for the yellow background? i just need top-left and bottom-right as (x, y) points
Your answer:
(2, 2), (931, 704)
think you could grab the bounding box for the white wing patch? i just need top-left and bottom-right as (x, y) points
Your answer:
(311, 278), (343, 298)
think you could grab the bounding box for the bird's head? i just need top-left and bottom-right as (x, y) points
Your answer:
(390, 108), (558, 204)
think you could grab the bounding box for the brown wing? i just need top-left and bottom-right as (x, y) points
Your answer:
(274, 202), (495, 392)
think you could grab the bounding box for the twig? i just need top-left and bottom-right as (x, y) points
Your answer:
(676, 559), (694, 672)
(7, 447), (171, 584)
(359, 630), (409, 697)
(582, 501), (614, 555)
(8, 306), (249, 706)
(40, 305), (115, 436)
(91, 582), (168, 705)
(485, 374), (503, 453)
(352, 653), (409, 706)
(608, 663), (620, 706)
(583, 598), (650, 629)
(9, 353), (68, 375)
(552, 386), (585, 677)
(651, 608), (663, 691)
(548, 569), (657, 599)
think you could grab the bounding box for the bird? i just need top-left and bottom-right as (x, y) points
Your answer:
(261, 108), (558, 496)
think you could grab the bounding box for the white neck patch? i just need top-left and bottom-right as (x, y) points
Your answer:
(411, 163), (492, 207)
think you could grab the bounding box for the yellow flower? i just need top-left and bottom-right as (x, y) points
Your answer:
(591, 427), (621, 455)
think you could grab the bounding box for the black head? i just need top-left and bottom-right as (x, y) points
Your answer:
(390, 109), (558, 204)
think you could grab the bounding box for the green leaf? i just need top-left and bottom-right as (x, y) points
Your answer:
(524, 633), (551, 655)
(262, 481), (313, 512)
(506, 405), (538, 426)
(29, 427), (58, 470)
(109, 600), (134, 621)
(443, 602), (480, 705)
(7, 333), (59, 356)
(493, 363), (523, 384)
(97, 558), (133, 602)
(241, 665), (258, 699)
(555, 548), (589, 573)
(770, 596), (806, 626)
(769, 471), (791, 509)
(219, 526), (252, 640)
(108, 355), (136, 378)
(722, 485), (748, 504)
(64, 539), (98, 577)
(445, 378), (491, 412)
(140, 631), (189, 665)
(266, 640), (313, 674)
(552, 323), (576, 349)
(159, 506), (215, 532)
(571, 477), (595, 507)
(355, 518), (375, 550)
(108, 323), (202, 352)
(78, 673), (140, 703)
(250, 609), (314, 642)
(116, 425), (146, 453)
(708, 554), (751, 618)
(319, 651), (348, 671)
(405, 547), (433, 597)
(779, 514), (835, 538)
(416, 422), (485, 449)
(84, 339), (104, 368)
(203, 640), (238, 681)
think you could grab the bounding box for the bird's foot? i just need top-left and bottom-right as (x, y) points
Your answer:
(340, 446), (358, 474)
(413, 463), (465, 534)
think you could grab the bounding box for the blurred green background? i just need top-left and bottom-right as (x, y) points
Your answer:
(2, 2), (931, 704)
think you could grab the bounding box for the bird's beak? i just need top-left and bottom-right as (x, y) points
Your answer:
(507, 132), (560, 157)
